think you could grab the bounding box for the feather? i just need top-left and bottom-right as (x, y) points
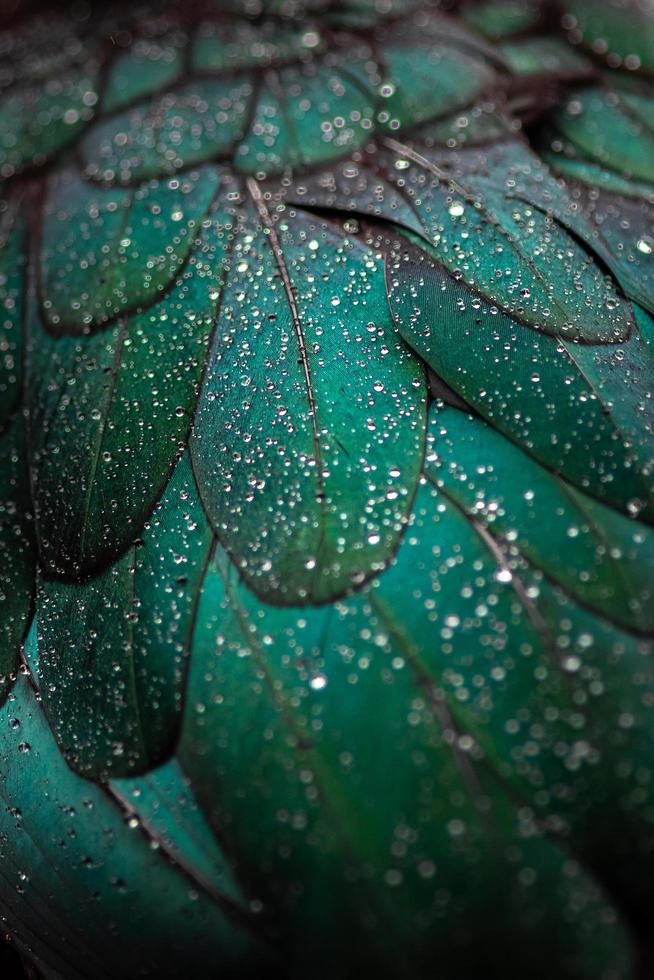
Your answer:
(40, 164), (221, 333)
(0, 674), (270, 979)
(35, 451), (212, 778)
(563, 0), (654, 72)
(1, 1), (654, 977)
(191, 197), (426, 604)
(549, 85), (654, 187)
(0, 23), (98, 180)
(387, 238), (654, 521)
(0, 195), (26, 423)
(179, 488), (637, 979)
(429, 406), (654, 632)
(0, 416), (34, 702)
(28, 214), (224, 576)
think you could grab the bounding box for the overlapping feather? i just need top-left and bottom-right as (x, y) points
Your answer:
(1, 1), (654, 977)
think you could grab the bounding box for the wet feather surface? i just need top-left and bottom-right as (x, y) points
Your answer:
(1, 1), (654, 977)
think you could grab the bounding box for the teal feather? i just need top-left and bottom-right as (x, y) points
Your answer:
(1, 2), (653, 977)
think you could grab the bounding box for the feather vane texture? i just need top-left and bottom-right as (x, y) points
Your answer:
(0, 1), (654, 977)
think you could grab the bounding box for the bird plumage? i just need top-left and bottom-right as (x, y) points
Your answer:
(1, 1), (653, 977)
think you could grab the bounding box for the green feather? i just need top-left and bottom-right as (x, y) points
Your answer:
(1, 1), (654, 976)
(378, 35), (496, 129)
(563, 0), (654, 71)
(110, 758), (247, 906)
(191, 19), (320, 74)
(570, 184), (653, 315)
(0, 416), (35, 703)
(0, 65), (97, 180)
(102, 31), (186, 114)
(376, 461), (654, 936)
(428, 406), (654, 632)
(378, 135), (632, 342)
(191, 200), (426, 603)
(81, 77), (254, 185)
(28, 214), (226, 577)
(0, 196), (26, 424)
(464, 0), (542, 39)
(81, 14), (499, 184)
(35, 451), (211, 778)
(0, 674), (271, 980)
(388, 239), (654, 521)
(40, 165), (221, 332)
(550, 86), (654, 186)
(499, 37), (593, 80)
(287, 133), (633, 341)
(179, 497), (634, 979)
